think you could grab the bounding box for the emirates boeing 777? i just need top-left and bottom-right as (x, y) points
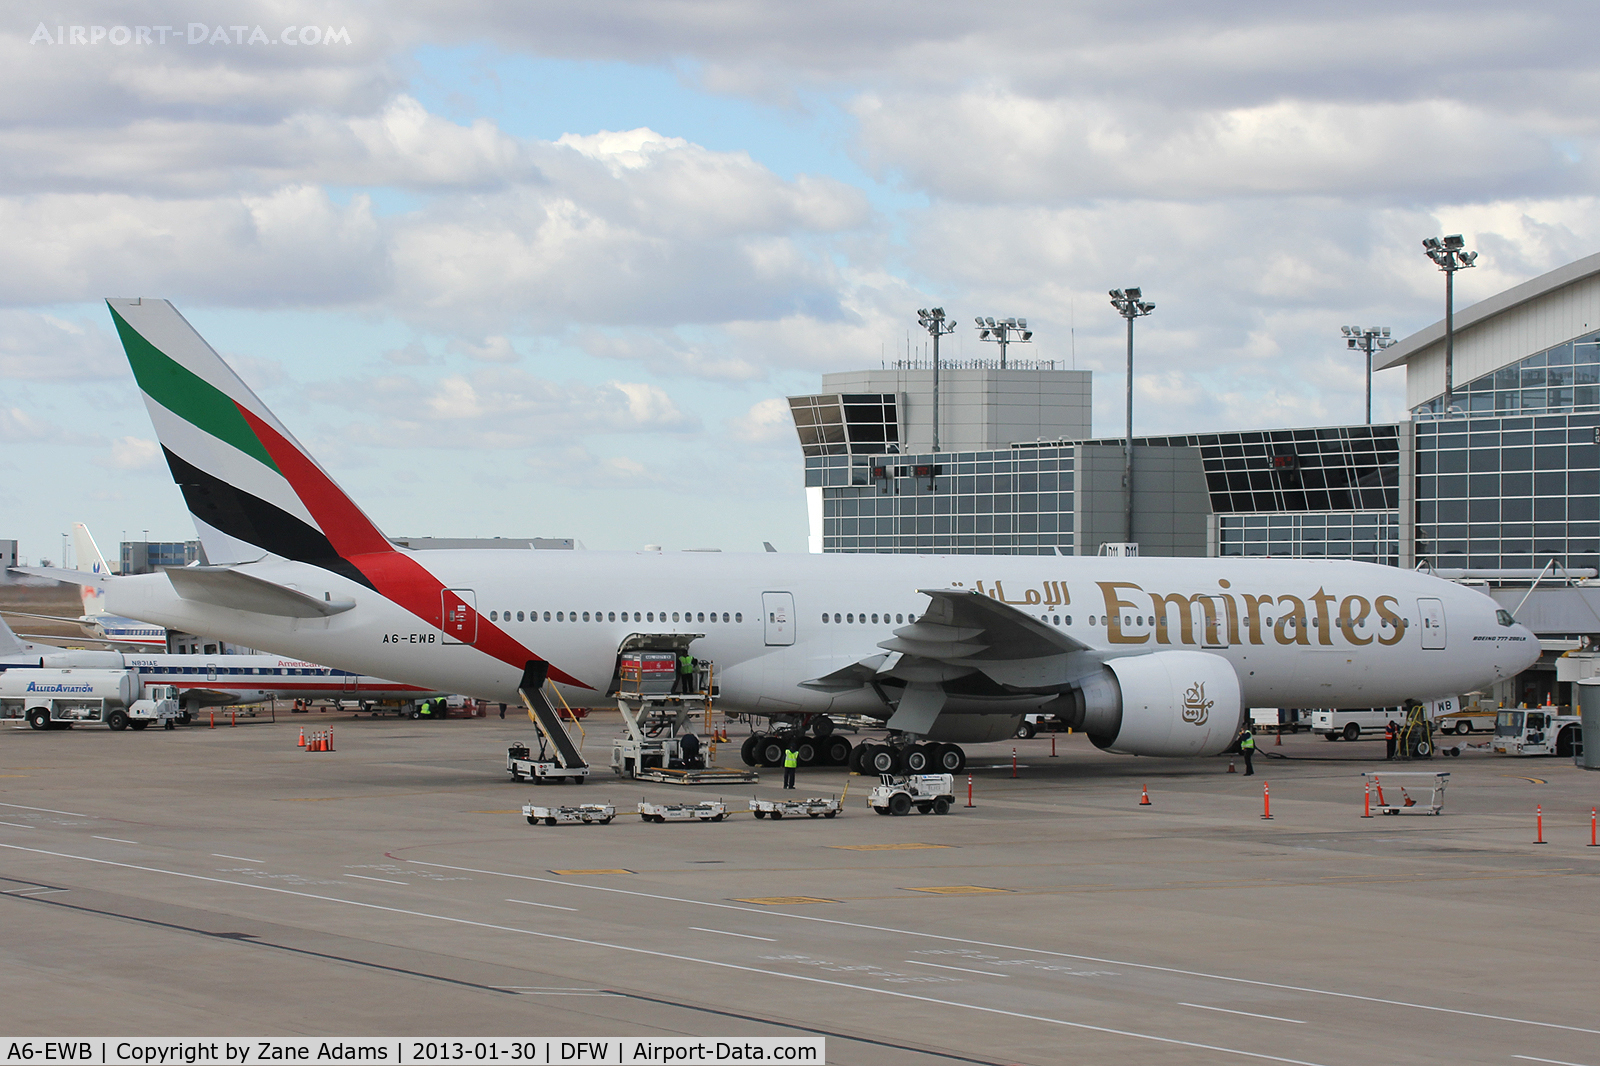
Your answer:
(15, 299), (1540, 773)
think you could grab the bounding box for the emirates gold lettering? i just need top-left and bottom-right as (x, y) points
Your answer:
(971, 576), (1407, 650)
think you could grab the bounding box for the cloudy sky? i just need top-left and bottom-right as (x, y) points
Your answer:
(5, 1), (1600, 564)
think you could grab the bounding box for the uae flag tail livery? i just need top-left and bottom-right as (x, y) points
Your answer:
(104, 298), (575, 687)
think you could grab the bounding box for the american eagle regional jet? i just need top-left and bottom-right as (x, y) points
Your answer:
(17, 299), (1540, 773)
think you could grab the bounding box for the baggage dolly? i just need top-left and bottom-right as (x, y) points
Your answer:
(638, 799), (726, 823)
(522, 803), (615, 826)
(749, 796), (842, 820)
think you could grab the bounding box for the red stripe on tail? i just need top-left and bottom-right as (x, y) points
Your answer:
(235, 404), (588, 688)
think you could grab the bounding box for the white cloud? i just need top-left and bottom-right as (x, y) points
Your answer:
(448, 335), (520, 364)
(108, 435), (160, 469)
(0, 406), (53, 442)
(0, 310), (122, 380)
(727, 397), (793, 444)
(316, 367), (699, 450)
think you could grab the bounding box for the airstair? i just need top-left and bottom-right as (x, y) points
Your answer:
(506, 660), (590, 784)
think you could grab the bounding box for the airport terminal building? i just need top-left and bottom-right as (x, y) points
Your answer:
(790, 252), (1600, 706)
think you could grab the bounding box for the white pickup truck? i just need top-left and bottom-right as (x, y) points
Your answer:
(1, 669), (181, 731)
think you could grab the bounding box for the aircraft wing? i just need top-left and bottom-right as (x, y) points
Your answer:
(0, 609), (83, 625)
(11, 632), (134, 650)
(803, 589), (1100, 733)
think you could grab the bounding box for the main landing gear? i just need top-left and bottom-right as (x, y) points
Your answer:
(848, 741), (965, 776)
(740, 731), (854, 768)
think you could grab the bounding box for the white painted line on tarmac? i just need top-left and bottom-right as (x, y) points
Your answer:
(92, 836), (139, 844)
(406, 857), (1600, 1038)
(496, 987), (619, 997)
(507, 898), (576, 911)
(1182, 1003), (1305, 1024)
(1515, 1056), (1593, 1066)
(211, 853), (265, 863)
(905, 959), (1009, 978)
(0, 842), (1332, 1066)
(0, 821), (35, 829)
(691, 927), (774, 942)
(0, 802), (85, 817)
(346, 874), (408, 885)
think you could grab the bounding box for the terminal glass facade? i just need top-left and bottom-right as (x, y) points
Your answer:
(806, 424), (1405, 558)
(1218, 512), (1401, 563)
(1413, 330), (1600, 418)
(1414, 413), (1600, 571)
(806, 448), (1075, 555)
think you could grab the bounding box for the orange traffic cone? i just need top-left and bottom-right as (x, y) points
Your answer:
(1139, 785), (1152, 806)
(1227, 757), (1236, 773)
(298, 728), (306, 747)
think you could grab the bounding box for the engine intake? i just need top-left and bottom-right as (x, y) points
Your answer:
(1066, 651), (1242, 757)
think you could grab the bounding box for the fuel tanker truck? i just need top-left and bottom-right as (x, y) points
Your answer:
(0, 668), (180, 731)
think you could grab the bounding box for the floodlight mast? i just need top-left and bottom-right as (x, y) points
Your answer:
(1422, 234), (1478, 416)
(1341, 325), (1396, 425)
(975, 316), (1032, 368)
(1109, 287), (1155, 543)
(916, 307), (957, 452)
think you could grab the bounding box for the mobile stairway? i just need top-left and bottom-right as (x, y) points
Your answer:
(506, 661), (591, 784)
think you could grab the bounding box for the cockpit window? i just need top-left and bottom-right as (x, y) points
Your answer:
(1496, 609), (1517, 628)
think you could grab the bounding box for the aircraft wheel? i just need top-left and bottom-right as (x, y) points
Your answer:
(869, 746), (901, 775)
(741, 735), (762, 766)
(797, 740), (819, 766)
(848, 744), (869, 774)
(825, 737), (852, 766)
(904, 746), (931, 773)
(811, 715), (834, 738)
(888, 792), (912, 816)
(937, 744), (966, 774)
(759, 738), (787, 767)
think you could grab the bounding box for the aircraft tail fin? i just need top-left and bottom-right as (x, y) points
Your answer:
(105, 299), (391, 587)
(0, 613), (27, 656)
(72, 522), (111, 616)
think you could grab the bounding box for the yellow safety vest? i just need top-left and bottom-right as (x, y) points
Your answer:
(1240, 734), (1255, 751)
(783, 749), (799, 768)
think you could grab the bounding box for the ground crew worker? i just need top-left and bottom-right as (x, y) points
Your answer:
(1239, 726), (1256, 776)
(498, 702), (506, 719)
(677, 651), (696, 694)
(1385, 719), (1397, 760)
(783, 743), (799, 789)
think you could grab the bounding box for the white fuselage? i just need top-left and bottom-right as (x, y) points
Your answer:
(102, 551), (1540, 721)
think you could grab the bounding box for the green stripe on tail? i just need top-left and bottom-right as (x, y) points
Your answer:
(109, 305), (280, 473)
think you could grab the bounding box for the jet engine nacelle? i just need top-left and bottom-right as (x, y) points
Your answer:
(1074, 650), (1243, 757)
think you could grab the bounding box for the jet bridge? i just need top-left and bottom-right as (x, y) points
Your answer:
(607, 633), (757, 785)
